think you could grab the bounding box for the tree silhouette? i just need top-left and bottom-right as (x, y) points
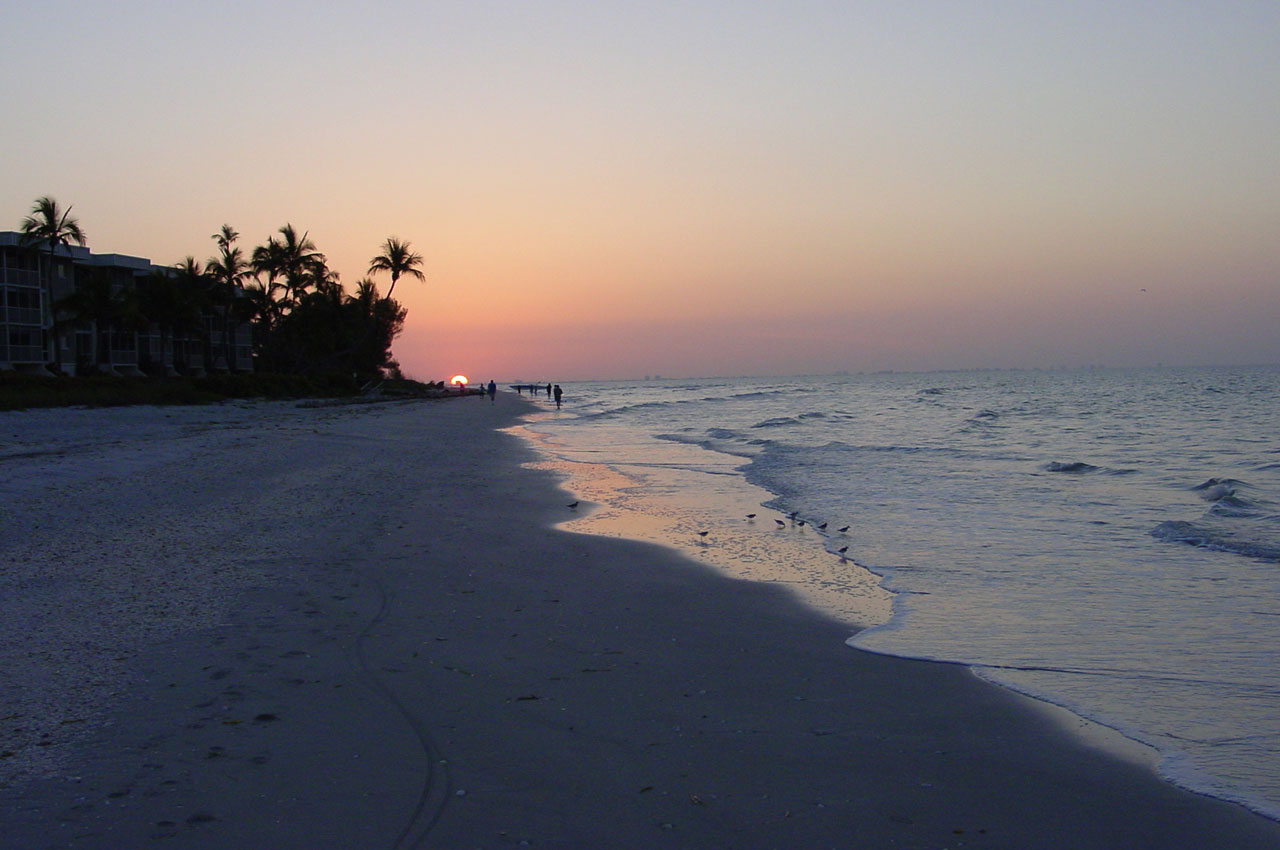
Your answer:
(367, 237), (425, 300)
(252, 224), (326, 306)
(345, 278), (406, 377)
(9, 203), (417, 381)
(171, 257), (215, 370)
(206, 224), (250, 371)
(136, 266), (204, 374)
(19, 196), (86, 366)
(53, 266), (136, 373)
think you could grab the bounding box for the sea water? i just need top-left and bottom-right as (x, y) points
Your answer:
(517, 366), (1280, 820)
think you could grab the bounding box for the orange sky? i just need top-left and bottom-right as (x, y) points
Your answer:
(4, 2), (1278, 380)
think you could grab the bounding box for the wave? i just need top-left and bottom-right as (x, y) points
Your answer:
(1041, 460), (1137, 476)
(1193, 477), (1250, 494)
(655, 430), (761, 459)
(750, 411), (827, 430)
(1045, 461), (1100, 474)
(574, 398), (691, 422)
(1192, 478), (1271, 518)
(576, 387), (814, 424)
(960, 409), (1004, 436)
(1208, 496), (1264, 519)
(752, 416), (802, 429)
(1151, 520), (1280, 562)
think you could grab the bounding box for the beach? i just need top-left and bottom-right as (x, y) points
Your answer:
(2, 394), (1278, 849)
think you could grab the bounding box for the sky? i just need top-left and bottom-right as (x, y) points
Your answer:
(3, 1), (1278, 381)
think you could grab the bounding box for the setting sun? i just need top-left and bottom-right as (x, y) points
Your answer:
(450, 375), (468, 386)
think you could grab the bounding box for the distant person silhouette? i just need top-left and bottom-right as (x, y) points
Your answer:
(546, 383), (552, 397)
(553, 384), (563, 409)
(487, 379), (496, 403)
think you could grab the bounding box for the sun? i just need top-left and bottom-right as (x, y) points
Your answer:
(450, 374), (469, 386)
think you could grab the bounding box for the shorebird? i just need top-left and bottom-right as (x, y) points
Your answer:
(797, 520), (806, 527)
(838, 526), (849, 533)
(838, 546), (848, 556)
(817, 522), (827, 530)
(746, 513), (756, 519)
(774, 519), (785, 527)
(697, 531), (710, 541)
(567, 501), (579, 509)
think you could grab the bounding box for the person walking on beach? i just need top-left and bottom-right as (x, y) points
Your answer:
(553, 384), (563, 409)
(487, 380), (496, 403)
(546, 383), (552, 397)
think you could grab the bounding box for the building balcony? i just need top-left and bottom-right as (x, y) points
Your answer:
(1, 343), (44, 364)
(1, 269), (42, 287)
(2, 306), (43, 326)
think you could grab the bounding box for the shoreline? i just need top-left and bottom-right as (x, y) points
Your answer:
(517, 383), (1280, 824)
(511, 402), (1189, 796)
(3, 393), (1279, 847)
(507, 415), (894, 631)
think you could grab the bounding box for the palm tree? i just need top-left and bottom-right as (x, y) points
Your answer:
(239, 279), (279, 368)
(171, 257), (215, 372)
(367, 237), (425, 300)
(137, 270), (178, 374)
(136, 268), (204, 374)
(53, 267), (134, 373)
(351, 277), (381, 311)
(206, 224), (250, 371)
(19, 196), (86, 366)
(252, 224), (326, 306)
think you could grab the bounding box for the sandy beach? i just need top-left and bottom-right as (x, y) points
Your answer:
(3, 393), (1279, 849)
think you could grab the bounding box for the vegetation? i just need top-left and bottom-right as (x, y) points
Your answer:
(206, 225), (252, 371)
(11, 198), (426, 386)
(0, 370), (450, 411)
(368, 237), (426, 300)
(19, 197), (87, 359)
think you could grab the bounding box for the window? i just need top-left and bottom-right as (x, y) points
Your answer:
(5, 288), (40, 309)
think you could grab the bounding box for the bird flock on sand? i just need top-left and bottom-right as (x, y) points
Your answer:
(711, 511), (853, 558)
(568, 499), (853, 560)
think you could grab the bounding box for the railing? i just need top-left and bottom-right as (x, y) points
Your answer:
(0, 269), (42, 286)
(2, 307), (42, 326)
(1, 343), (44, 363)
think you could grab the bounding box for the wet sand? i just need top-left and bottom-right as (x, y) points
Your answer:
(2, 393), (1278, 848)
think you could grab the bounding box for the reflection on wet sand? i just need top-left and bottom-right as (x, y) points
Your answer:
(507, 422), (892, 631)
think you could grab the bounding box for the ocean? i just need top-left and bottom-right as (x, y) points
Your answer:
(515, 366), (1280, 821)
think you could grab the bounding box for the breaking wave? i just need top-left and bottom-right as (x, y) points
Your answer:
(1150, 521), (1280, 562)
(1046, 461), (1101, 474)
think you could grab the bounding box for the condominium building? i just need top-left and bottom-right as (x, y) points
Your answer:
(0, 232), (252, 376)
